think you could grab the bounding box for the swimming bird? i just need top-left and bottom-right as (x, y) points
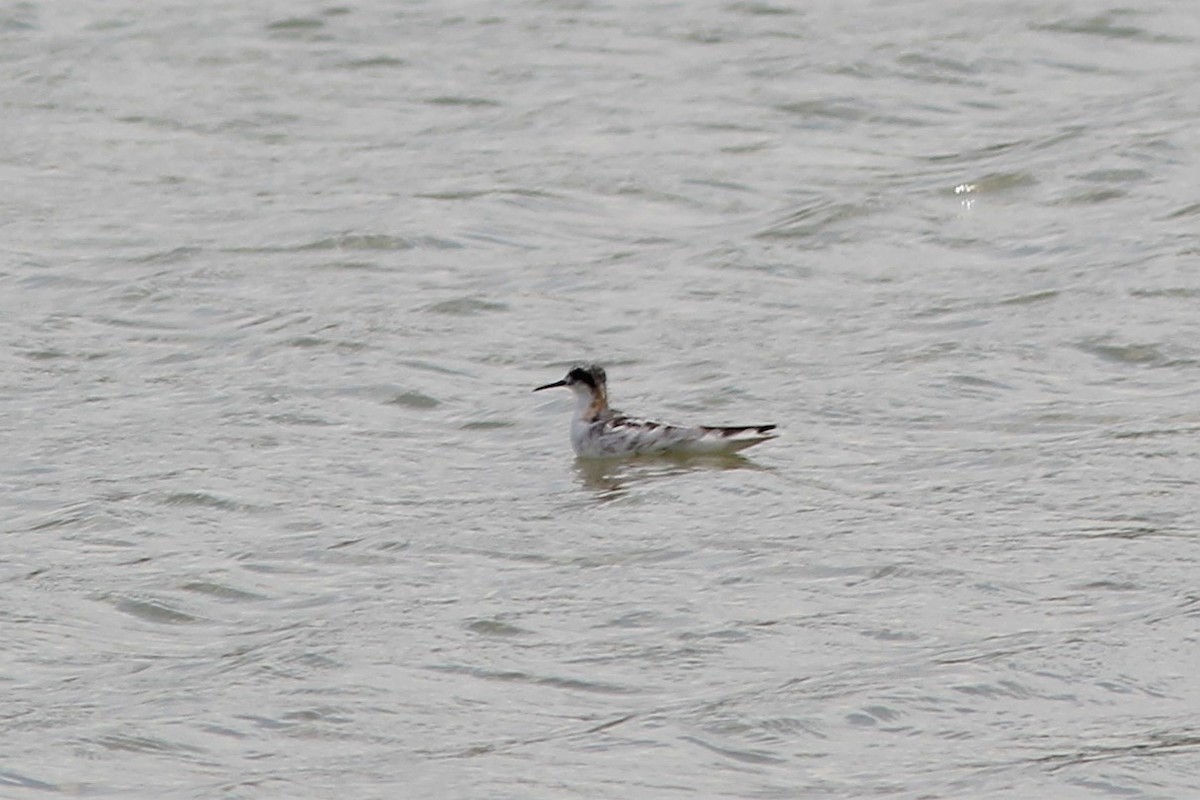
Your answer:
(533, 365), (777, 458)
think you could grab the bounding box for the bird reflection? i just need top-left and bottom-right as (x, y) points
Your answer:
(573, 453), (771, 500)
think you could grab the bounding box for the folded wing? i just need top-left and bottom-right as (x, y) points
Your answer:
(589, 418), (777, 456)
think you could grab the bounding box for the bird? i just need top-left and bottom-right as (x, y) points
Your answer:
(533, 364), (777, 458)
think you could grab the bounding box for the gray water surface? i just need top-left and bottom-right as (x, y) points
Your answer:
(4, 1), (1200, 797)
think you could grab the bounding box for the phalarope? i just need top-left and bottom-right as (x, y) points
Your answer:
(533, 365), (777, 458)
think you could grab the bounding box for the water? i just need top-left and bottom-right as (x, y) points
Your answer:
(3, 1), (1199, 797)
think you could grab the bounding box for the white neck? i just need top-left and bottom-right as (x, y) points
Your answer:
(571, 383), (609, 422)
(570, 384), (597, 420)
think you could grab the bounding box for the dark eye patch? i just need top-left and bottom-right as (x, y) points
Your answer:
(567, 367), (596, 388)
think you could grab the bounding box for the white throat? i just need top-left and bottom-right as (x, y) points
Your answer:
(570, 383), (598, 420)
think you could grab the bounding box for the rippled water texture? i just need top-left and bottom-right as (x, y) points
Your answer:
(4, 1), (1200, 797)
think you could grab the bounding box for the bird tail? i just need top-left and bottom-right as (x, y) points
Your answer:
(695, 425), (778, 453)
